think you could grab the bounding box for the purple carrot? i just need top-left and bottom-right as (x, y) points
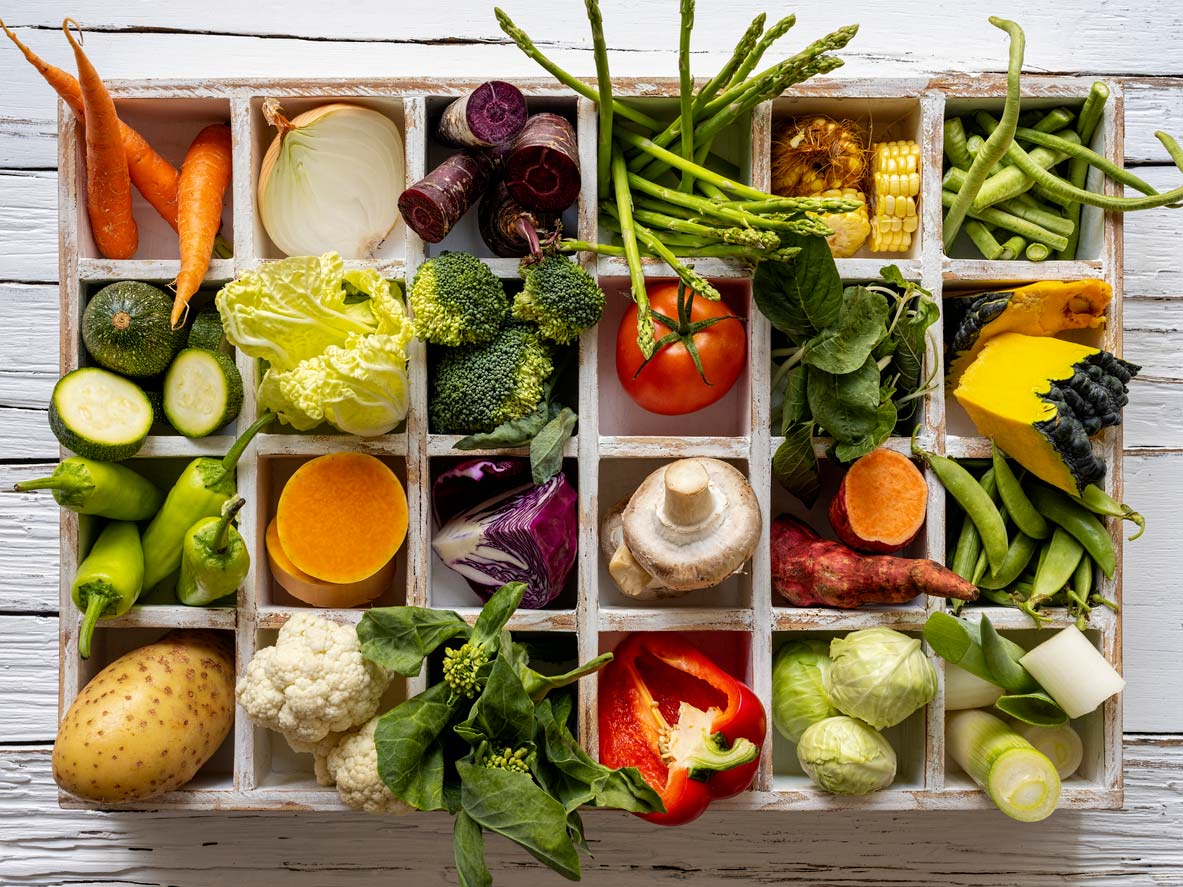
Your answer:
(398, 150), (497, 243)
(504, 113), (581, 213)
(478, 178), (557, 260)
(437, 81), (528, 148)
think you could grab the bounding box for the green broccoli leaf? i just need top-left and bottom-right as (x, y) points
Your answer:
(453, 811), (492, 887)
(530, 407), (577, 484)
(374, 682), (457, 811)
(773, 422), (821, 506)
(753, 235), (841, 341)
(357, 606), (471, 677)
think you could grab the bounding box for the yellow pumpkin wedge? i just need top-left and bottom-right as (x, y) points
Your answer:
(946, 280), (1112, 385)
(954, 332), (1139, 496)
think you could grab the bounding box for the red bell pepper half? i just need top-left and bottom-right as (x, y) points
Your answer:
(598, 632), (766, 826)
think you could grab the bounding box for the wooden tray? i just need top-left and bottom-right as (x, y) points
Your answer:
(55, 75), (1124, 811)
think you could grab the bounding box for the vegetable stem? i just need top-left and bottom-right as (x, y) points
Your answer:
(585, 0), (614, 196)
(611, 150), (653, 359)
(677, 0), (696, 192)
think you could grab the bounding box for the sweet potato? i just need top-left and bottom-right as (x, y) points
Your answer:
(771, 515), (977, 608)
(829, 448), (928, 553)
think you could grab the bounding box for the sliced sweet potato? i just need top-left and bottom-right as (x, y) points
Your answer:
(829, 448), (927, 554)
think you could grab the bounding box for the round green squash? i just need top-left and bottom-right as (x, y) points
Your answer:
(82, 281), (187, 377)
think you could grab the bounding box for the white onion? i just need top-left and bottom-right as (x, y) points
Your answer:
(258, 99), (404, 259)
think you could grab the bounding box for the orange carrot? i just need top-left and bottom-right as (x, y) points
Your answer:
(63, 19), (137, 259)
(172, 123), (233, 327)
(2, 19), (179, 231)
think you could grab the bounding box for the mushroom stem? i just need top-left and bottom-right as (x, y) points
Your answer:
(663, 459), (714, 525)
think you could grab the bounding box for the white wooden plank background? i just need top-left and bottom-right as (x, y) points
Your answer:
(1, 1), (1182, 883)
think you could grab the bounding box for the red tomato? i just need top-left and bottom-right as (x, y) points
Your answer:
(616, 282), (746, 415)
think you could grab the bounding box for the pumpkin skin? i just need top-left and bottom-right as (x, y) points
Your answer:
(954, 332), (1139, 496)
(945, 279), (1111, 386)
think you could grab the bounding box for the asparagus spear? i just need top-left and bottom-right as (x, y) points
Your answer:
(585, 0), (614, 196)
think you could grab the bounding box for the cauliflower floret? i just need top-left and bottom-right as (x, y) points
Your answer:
(325, 716), (412, 815)
(236, 613), (391, 747)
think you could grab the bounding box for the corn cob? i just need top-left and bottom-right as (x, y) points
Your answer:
(870, 140), (921, 252)
(817, 188), (870, 258)
(771, 116), (868, 196)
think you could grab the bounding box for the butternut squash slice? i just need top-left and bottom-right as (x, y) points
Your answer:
(954, 333), (1139, 496)
(945, 280), (1111, 386)
(266, 519), (394, 608)
(276, 453), (408, 583)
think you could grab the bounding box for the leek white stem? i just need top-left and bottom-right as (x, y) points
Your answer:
(1019, 626), (1125, 719)
(1017, 722), (1084, 779)
(944, 663), (1004, 711)
(947, 709), (1061, 822)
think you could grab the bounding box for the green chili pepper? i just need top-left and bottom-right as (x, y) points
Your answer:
(1025, 482), (1116, 579)
(914, 439), (1008, 574)
(178, 497), (250, 607)
(991, 445), (1049, 540)
(15, 457), (163, 520)
(140, 414), (271, 592)
(1027, 527), (1084, 619)
(72, 521), (144, 659)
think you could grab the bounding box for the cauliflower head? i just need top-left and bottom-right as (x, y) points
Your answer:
(236, 612), (391, 746)
(325, 716), (413, 815)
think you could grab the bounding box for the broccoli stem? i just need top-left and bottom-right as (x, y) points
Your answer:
(611, 149), (654, 359)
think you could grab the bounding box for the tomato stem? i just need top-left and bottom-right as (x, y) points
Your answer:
(633, 280), (743, 385)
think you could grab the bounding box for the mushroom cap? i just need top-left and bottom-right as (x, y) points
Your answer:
(622, 458), (761, 592)
(600, 498), (682, 600)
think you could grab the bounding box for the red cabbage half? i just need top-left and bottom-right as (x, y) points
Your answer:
(431, 459), (577, 608)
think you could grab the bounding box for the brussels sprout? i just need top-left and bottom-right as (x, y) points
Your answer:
(826, 628), (937, 729)
(796, 716), (897, 795)
(772, 640), (839, 743)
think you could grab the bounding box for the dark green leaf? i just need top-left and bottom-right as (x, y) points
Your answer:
(457, 640), (536, 748)
(375, 682), (458, 811)
(773, 423), (821, 506)
(454, 811), (492, 887)
(455, 404), (553, 450)
(357, 607), (471, 676)
(519, 651), (613, 702)
(807, 358), (882, 445)
(879, 264), (909, 289)
(753, 235), (841, 340)
(471, 582), (526, 650)
(801, 285), (890, 374)
(832, 400), (897, 462)
(530, 407), (577, 484)
(781, 364), (810, 435)
(892, 296), (939, 401)
(457, 760), (582, 881)
(566, 809), (589, 855)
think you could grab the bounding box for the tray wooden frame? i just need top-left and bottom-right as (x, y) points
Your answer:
(55, 74), (1125, 811)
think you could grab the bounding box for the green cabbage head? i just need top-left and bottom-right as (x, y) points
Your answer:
(826, 628), (937, 729)
(771, 639), (839, 743)
(796, 715), (897, 795)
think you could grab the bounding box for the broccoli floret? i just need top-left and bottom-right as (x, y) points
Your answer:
(512, 255), (605, 345)
(430, 323), (554, 434)
(410, 251), (509, 346)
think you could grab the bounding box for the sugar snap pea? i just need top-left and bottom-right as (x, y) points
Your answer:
(1029, 527), (1084, 614)
(992, 444), (1050, 539)
(1073, 552), (1093, 600)
(951, 509), (984, 582)
(1025, 483), (1117, 579)
(914, 443), (1008, 574)
(979, 530), (1039, 590)
(1073, 484), (1145, 541)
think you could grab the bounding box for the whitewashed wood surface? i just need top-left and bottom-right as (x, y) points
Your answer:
(1, 1), (1181, 883)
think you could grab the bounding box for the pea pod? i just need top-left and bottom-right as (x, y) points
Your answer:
(915, 444), (1008, 574)
(140, 414), (271, 591)
(951, 510), (984, 583)
(979, 531), (1039, 590)
(72, 521), (144, 659)
(991, 445), (1049, 540)
(178, 497), (250, 607)
(15, 457), (163, 520)
(1025, 483), (1116, 579)
(1073, 484), (1145, 541)
(1029, 528), (1084, 613)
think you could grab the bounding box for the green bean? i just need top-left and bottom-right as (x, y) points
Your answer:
(943, 17), (1025, 251)
(981, 615), (1039, 692)
(916, 445), (1008, 573)
(996, 197), (1075, 237)
(1029, 527), (1085, 611)
(941, 190), (1069, 250)
(965, 220), (1007, 260)
(1025, 242), (1051, 261)
(1032, 107), (1075, 133)
(966, 133), (1011, 174)
(1013, 126), (1165, 198)
(1073, 483), (1145, 540)
(1033, 182), (1072, 208)
(999, 234), (1026, 260)
(945, 117), (974, 170)
(1059, 82), (1110, 259)
(992, 445), (1050, 539)
(979, 531), (1039, 590)
(1025, 483), (1117, 579)
(972, 125), (1078, 209)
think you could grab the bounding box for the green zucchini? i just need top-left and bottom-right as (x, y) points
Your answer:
(187, 309), (229, 354)
(163, 348), (243, 438)
(49, 368), (154, 461)
(82, 281), (186, 377)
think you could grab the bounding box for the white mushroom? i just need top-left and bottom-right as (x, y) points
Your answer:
(599, 500), (680, 600)
(621, 458), (761, 592)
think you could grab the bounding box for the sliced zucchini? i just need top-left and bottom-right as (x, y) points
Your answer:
(49, 367), (154, 461)
(163, 348), (243, 438)
(187, 309), (229, 354)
